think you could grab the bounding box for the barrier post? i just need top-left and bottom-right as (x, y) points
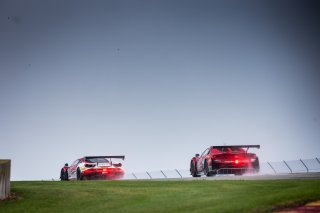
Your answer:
(132, 173), (138, 179)
(175, 169), (183, 178)
(0, 160), (11, 200)
(267, 162), (277, 174)
(300, 159), (309, 173)
(283, 160), (292, 173)
(160, 170), (167, 178)
(316, 158), (320, 165)
(146, 171), (152, 179)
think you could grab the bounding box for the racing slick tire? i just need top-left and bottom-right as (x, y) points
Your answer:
(60, 169), (69, 181)
(77, 168), (83, 180)
(190, 160), (200, 177)
(204, 160), (213, 177)
(253, 157), (260, 173)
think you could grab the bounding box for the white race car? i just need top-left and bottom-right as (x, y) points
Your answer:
(68, 156), (125, 180)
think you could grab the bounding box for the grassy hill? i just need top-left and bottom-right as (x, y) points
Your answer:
(1, 180), (320, 213)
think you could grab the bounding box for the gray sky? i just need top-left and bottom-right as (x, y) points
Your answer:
(1, 0), (320, 180)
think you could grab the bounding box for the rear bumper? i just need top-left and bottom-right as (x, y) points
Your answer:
(82, 168), (124, 180)
(216, 167), (258, 175)
(211, 162), (259, 175)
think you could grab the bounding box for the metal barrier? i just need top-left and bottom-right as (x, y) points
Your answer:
(0, 160), (11, 199)
(263, 158), (320, 174)
(123, 157), (320, 180)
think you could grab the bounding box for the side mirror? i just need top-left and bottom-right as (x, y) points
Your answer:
(113, 163), (122, 167)
(195, 154), (200, 157)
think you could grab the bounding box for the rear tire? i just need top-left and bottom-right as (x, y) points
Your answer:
(77, 168), (83, 180)
(204, 160), (213, 177)
(190, 161), (200, 177)
(63, 170), (69, 181)
(253, 158), (260, 173)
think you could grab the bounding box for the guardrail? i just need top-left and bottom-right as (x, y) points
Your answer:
(123, 157), (320, 180)
(0, 160), (11, 199)
(260, 158), (320, 174)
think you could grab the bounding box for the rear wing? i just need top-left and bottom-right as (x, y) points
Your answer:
(211, 145), (260, 149)
(85, 156), (125, 160)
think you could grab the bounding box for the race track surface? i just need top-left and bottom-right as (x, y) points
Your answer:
(146, 173), (320, 181)
(201, 173), (320, 180)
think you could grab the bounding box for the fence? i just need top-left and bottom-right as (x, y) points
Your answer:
(123, 157), (320, 180)
(0, 160), (11, 199)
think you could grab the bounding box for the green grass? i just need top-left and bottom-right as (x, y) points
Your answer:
(1, 180), (320, 213)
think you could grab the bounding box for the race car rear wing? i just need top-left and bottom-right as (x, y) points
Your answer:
(85, 156), (125, 160)
(211, 145), (260, 149)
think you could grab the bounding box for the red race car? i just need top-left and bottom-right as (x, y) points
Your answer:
(68, 156), (125, 180)
(190, 145), (260, 177)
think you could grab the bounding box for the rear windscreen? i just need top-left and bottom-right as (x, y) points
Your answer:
(212, 147), (245, 153)
(86, 158), (109, 163)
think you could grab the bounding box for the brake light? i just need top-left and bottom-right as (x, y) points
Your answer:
(235, 160), (239, 164)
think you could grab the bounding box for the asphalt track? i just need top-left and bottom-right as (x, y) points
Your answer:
(145, 173), (320, 181)
(198, 172), (320, 180)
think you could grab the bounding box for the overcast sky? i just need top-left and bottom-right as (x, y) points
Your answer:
(1, 0), (320, 180)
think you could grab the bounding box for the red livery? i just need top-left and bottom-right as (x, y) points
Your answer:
(68, 156), (125, 180)
(190, 145), (260, 177)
